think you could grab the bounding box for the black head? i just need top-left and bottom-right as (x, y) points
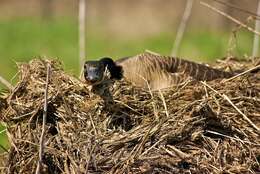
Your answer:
(100, 57), (123, 80)
(84, 57), (123, 85)
(84, 60), (105, 84)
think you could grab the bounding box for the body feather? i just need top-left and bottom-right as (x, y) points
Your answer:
(116, 52), (233, 90)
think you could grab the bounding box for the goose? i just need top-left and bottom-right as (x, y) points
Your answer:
(84, 52), (233, 105)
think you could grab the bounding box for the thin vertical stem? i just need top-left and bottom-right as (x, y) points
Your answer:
(79, 0), (86, 76)
(253, 0), (260, 57)
(35, 64), (51, 174)
(171, 0), (194, 57)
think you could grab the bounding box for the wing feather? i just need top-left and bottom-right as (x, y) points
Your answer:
(116, 52), (233, 89)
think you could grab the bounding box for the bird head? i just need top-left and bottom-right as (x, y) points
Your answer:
(84, 57), (123, 85)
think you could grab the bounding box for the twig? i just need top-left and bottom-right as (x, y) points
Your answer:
(145, 49), (161, 56)
(139, 139), (162, 157)
(205, 130), (260, 146)
(171, 0), (194, 56)
(200, 1), (260, 36)
(253, 0), (260, 56)
(114, 100), (144, 116)
(89, 113), (97, 135)
(201, 81), (260, 133)
(165, 145), (190, 159)
(0, 128), (6, 135)
(79, 0), (86, 77)
(223, 94), (260, 132)
(132, 124), (154, 159)
(212, 0), (260, 19)
(0, 75), (13, 90)
(158, 89), (169, 118)
(85, 143), (97, 174)
(35, 64), (51, 174)
(137, 74), (159, 120)
(222, 64), (260, 83)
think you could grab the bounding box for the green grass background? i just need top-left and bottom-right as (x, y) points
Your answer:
(0, 17), (255, 151)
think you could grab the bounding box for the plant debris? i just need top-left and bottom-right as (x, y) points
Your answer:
(0, 57), (260, 173)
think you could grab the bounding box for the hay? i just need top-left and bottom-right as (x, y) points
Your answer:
(0, 57), (260, 173)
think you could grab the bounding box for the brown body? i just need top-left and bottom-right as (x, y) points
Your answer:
(116, 52), (233, 90)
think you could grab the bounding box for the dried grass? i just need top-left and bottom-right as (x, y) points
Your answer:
(0, 57), (260, 173)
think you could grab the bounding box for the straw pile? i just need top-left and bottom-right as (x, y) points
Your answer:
(0, 57), (260, 173)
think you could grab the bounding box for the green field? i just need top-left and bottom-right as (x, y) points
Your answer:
(0, 18), (254, 80)
(0, 123), (8, 152)
(0, 18), (255, 151)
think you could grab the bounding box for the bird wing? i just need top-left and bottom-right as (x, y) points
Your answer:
(116, 52), (233, 89)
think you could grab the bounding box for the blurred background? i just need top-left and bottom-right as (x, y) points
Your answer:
(0, 0), (259, 78)
(0, 0), (259, 152)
